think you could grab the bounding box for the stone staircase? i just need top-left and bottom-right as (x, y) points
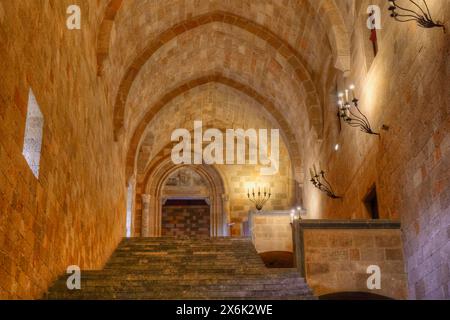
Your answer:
(46, 237), (315, 300)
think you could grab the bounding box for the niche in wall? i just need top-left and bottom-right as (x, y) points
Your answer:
(364, 185), (379, 219)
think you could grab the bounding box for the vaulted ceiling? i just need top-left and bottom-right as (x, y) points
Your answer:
(94, 0), (351, 182)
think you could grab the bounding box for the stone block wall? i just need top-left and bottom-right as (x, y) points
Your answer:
(0, 1), (126, 299)
(302, 0), (450, 299)
(251, 212), (293, 253)
(295, 221), (408, 299)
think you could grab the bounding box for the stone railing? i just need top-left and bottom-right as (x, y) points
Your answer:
(247, 210), (293, 253)
(292, 219), (408, 300)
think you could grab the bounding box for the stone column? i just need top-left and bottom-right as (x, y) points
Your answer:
(141, 194), (151, 237)
(222, 194), (230, 236)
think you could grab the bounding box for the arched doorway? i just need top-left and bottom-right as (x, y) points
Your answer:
(161, 168), (212, 237)
(138, 158), (228, 238)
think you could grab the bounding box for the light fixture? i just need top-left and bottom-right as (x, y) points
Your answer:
(338, 85), (380, 136)
(247, 186), (271, 211)
(309, 164), (342, 199)
(295, 206), (306, 218)
(290, 210), (296, 223)
(334, 144), (340, 151)
(388, 0), (445, 32)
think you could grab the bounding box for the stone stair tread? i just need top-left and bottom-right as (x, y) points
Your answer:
(47, 237), (316, 300)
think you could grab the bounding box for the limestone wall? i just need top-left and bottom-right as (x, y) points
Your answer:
(295, 221), (408, 300)
(0, 1), (126, 299)
(250, 212), (293, 253)
(301, 0), (450, 299)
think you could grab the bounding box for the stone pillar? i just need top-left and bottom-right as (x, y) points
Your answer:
(141, 194), (151, 237)
(222, 194), (230, 236)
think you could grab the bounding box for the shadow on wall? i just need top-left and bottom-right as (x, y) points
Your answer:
(319, 292), (394, 300)
(259, 251), (294, 268)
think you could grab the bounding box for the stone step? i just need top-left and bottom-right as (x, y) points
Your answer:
(47, 288), (314, 300)
(48, 283), (310, 294)
(49, 276), (308, 286)
(48, 287), (311, 298)
(48, 293), (316, 300)
(46, 237), (316, 300)
(51, 270), (303, 281)
(104, 262), (265, 267)
(106, 255), (264, 261)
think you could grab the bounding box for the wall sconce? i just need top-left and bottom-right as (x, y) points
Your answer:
(388, 0), (445, 32)
(338, 85), (380, 136)
(296, 206), (307, 217)
(247, 186), (271, 211)
(290, 210), (297, 223)
(290, 206), (306, 223)
(309, 164), (342, 199)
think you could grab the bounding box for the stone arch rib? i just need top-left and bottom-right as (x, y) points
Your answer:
(309, 0), (351, 73)
(125, 73), (303, 183)
(96, 0), (123, 76)
(113, 10), (323, 141)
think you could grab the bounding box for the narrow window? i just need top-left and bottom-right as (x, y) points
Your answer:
(22, 89), (44, 179)
(364, 185), (379, 219)
(368, 10), (378, 57)
(126, 182), (134, 238)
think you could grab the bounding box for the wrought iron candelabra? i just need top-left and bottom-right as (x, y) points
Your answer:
(309, 165), (341, 199)
(247, 187), (271, 211)
(338, 85), (380, 136)
(388, 0), (445, 32)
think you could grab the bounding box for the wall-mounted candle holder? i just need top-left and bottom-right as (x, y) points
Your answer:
(247, 186), (271, 211)
(309, 165), (342, 199)
(290, 206), (306, 223)
(388, 0), (446, 32)
(337, 85), (380, 136)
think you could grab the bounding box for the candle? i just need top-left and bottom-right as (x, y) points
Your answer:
(349, 84), (356, 100)
(313, 164), (318, 176)
(345, 89), (349, 103)
(338, 93), (344, 106)
(310, 168), (314, 179)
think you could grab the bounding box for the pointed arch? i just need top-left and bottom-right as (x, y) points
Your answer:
(124, 73), (303, 184)
(96, 0), (123, 75)
(137, 157), (228, 237)
(113, 11), (323, 140)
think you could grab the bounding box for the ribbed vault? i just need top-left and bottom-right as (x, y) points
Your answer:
(134, 83), (297, 177)
(126, 77), (302, 182)
(94, 0), (351, 235)
(96, 0), (351, 145)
